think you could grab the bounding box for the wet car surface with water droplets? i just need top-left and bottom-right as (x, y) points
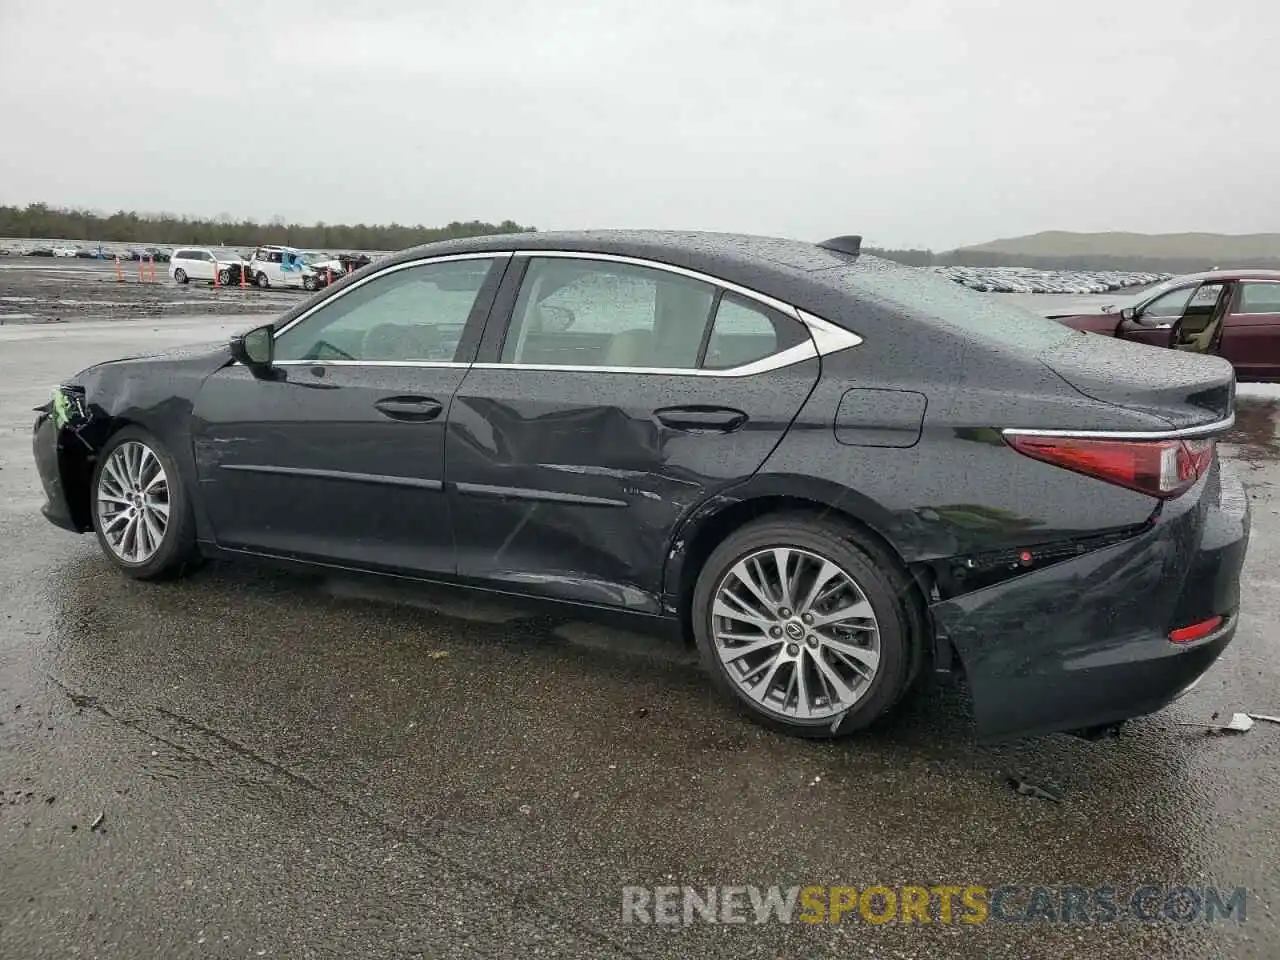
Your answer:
(1, 300), (1278, 958)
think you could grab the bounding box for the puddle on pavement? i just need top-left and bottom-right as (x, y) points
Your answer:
(1225, 399), (1280, 462)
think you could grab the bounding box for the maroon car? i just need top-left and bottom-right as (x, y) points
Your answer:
(1050, 270), (1280, 382)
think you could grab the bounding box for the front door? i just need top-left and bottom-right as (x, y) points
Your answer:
(1119, 281), (1229, 349)
(190, 253), (509, 574)
(444, 254), (821, 614)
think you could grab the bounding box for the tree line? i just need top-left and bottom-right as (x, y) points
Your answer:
(0, 203), (536, 251)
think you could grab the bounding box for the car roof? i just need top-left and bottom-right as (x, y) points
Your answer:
(385, 229), (865, 280)
(1163, 269), (1280, 284)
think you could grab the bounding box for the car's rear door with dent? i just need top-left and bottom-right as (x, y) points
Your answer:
(442, 253), (821, 614)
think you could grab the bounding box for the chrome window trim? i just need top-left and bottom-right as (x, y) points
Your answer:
(471, 339), (819, 378)
(272, 359), (470, 368)
(260, 247), (864, 376)
(1002, 413), (1235, 441)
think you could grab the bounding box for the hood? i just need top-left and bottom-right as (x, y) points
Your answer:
(70, 341), (232, 382)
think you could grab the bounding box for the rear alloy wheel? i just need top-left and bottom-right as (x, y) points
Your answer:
(90, 427), (197, 580)
(173, 268), (188, 284)
(692, 516), (912, 738)
(256, 272), (269, 289)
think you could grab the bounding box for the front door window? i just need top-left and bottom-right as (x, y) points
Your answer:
(274, 258), (500, 362)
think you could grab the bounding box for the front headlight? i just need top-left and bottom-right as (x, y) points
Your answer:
(49, 385), (88, 428)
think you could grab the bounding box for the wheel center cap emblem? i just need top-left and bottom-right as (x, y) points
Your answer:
(785, 622), (805, 640)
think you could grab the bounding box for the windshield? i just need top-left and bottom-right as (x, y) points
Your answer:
(211, 248), (244, 261)
(303, 251), (331, 264)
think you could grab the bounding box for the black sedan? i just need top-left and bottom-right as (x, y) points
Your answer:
(31, 231), (1248, 741)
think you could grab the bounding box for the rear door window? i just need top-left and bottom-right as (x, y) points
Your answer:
(1237, 282), (1280, 315)
(499, 258), (716, 369)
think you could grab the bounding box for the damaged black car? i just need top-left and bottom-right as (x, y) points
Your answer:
(31, 230), (1250, 741)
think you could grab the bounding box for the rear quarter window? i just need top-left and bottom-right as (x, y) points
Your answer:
(822, 259), (1076, 351)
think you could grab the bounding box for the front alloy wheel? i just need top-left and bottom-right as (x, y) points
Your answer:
(96, 440), (170, 564)
(90, 427), (198, 580)
(712, 547), (881, 721)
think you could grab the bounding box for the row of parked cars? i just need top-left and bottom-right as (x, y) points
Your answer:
(0, 239), (381, 292)
(0, 242), (174, 261)
(167, 245), (377, 291)
(932, 265), (1173, 294)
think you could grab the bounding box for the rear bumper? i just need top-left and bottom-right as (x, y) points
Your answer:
(32, 412), (82, 533)
(933, 460), (1250, 740)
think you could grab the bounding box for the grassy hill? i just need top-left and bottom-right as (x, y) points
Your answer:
(958, 231), (1280, 262)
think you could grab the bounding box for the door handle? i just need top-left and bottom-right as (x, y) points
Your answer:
(654, 405), (748, 433)
(374, 396), (443, 422)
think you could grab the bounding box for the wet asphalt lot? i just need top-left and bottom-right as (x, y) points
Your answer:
(1, 266), (1279, 958)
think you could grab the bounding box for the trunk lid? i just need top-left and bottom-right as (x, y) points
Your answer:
(1039, 333), (1235, 429)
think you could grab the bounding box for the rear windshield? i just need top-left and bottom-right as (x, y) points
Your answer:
(822, 259), (1076, 351)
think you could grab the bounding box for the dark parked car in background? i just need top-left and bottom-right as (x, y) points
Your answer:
(1049, 269), (1280, 382)
(31, 231), (1248, 742)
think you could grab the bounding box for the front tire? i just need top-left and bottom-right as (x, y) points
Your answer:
(218, 268), (233, 286)
(302, 275), (317, 291)
(90, 427), (198, 581)
(691, 515), (914, 738)
(256, 271), (269, 289)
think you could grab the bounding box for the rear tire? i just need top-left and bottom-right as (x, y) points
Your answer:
(173, 268), (188, 284)
(89, 427), (198, 581)
(691, 515), (914, 738)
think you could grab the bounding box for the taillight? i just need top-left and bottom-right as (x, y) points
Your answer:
(1005, 434), (1216, 499)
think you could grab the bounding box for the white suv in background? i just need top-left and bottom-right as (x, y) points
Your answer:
(170, 247), (249, 285)
(249, 245), (345, 291)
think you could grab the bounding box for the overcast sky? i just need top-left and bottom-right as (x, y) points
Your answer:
(0, 0), (1275, 249)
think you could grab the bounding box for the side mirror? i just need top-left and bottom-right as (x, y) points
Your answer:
(1120, 307), (1136, 321)
(230, 324), (275, 376)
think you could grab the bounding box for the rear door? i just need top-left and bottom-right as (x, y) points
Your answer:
(443, 253), (821, 613)
(1216, 280), (1280, 382)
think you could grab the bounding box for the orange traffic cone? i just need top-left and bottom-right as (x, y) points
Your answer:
(114, 255), (123, 282)
(213, 260), (221, 288)
(148, 256), (157, 283)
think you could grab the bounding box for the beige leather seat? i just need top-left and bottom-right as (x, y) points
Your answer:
(603, 329), (654, 366)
